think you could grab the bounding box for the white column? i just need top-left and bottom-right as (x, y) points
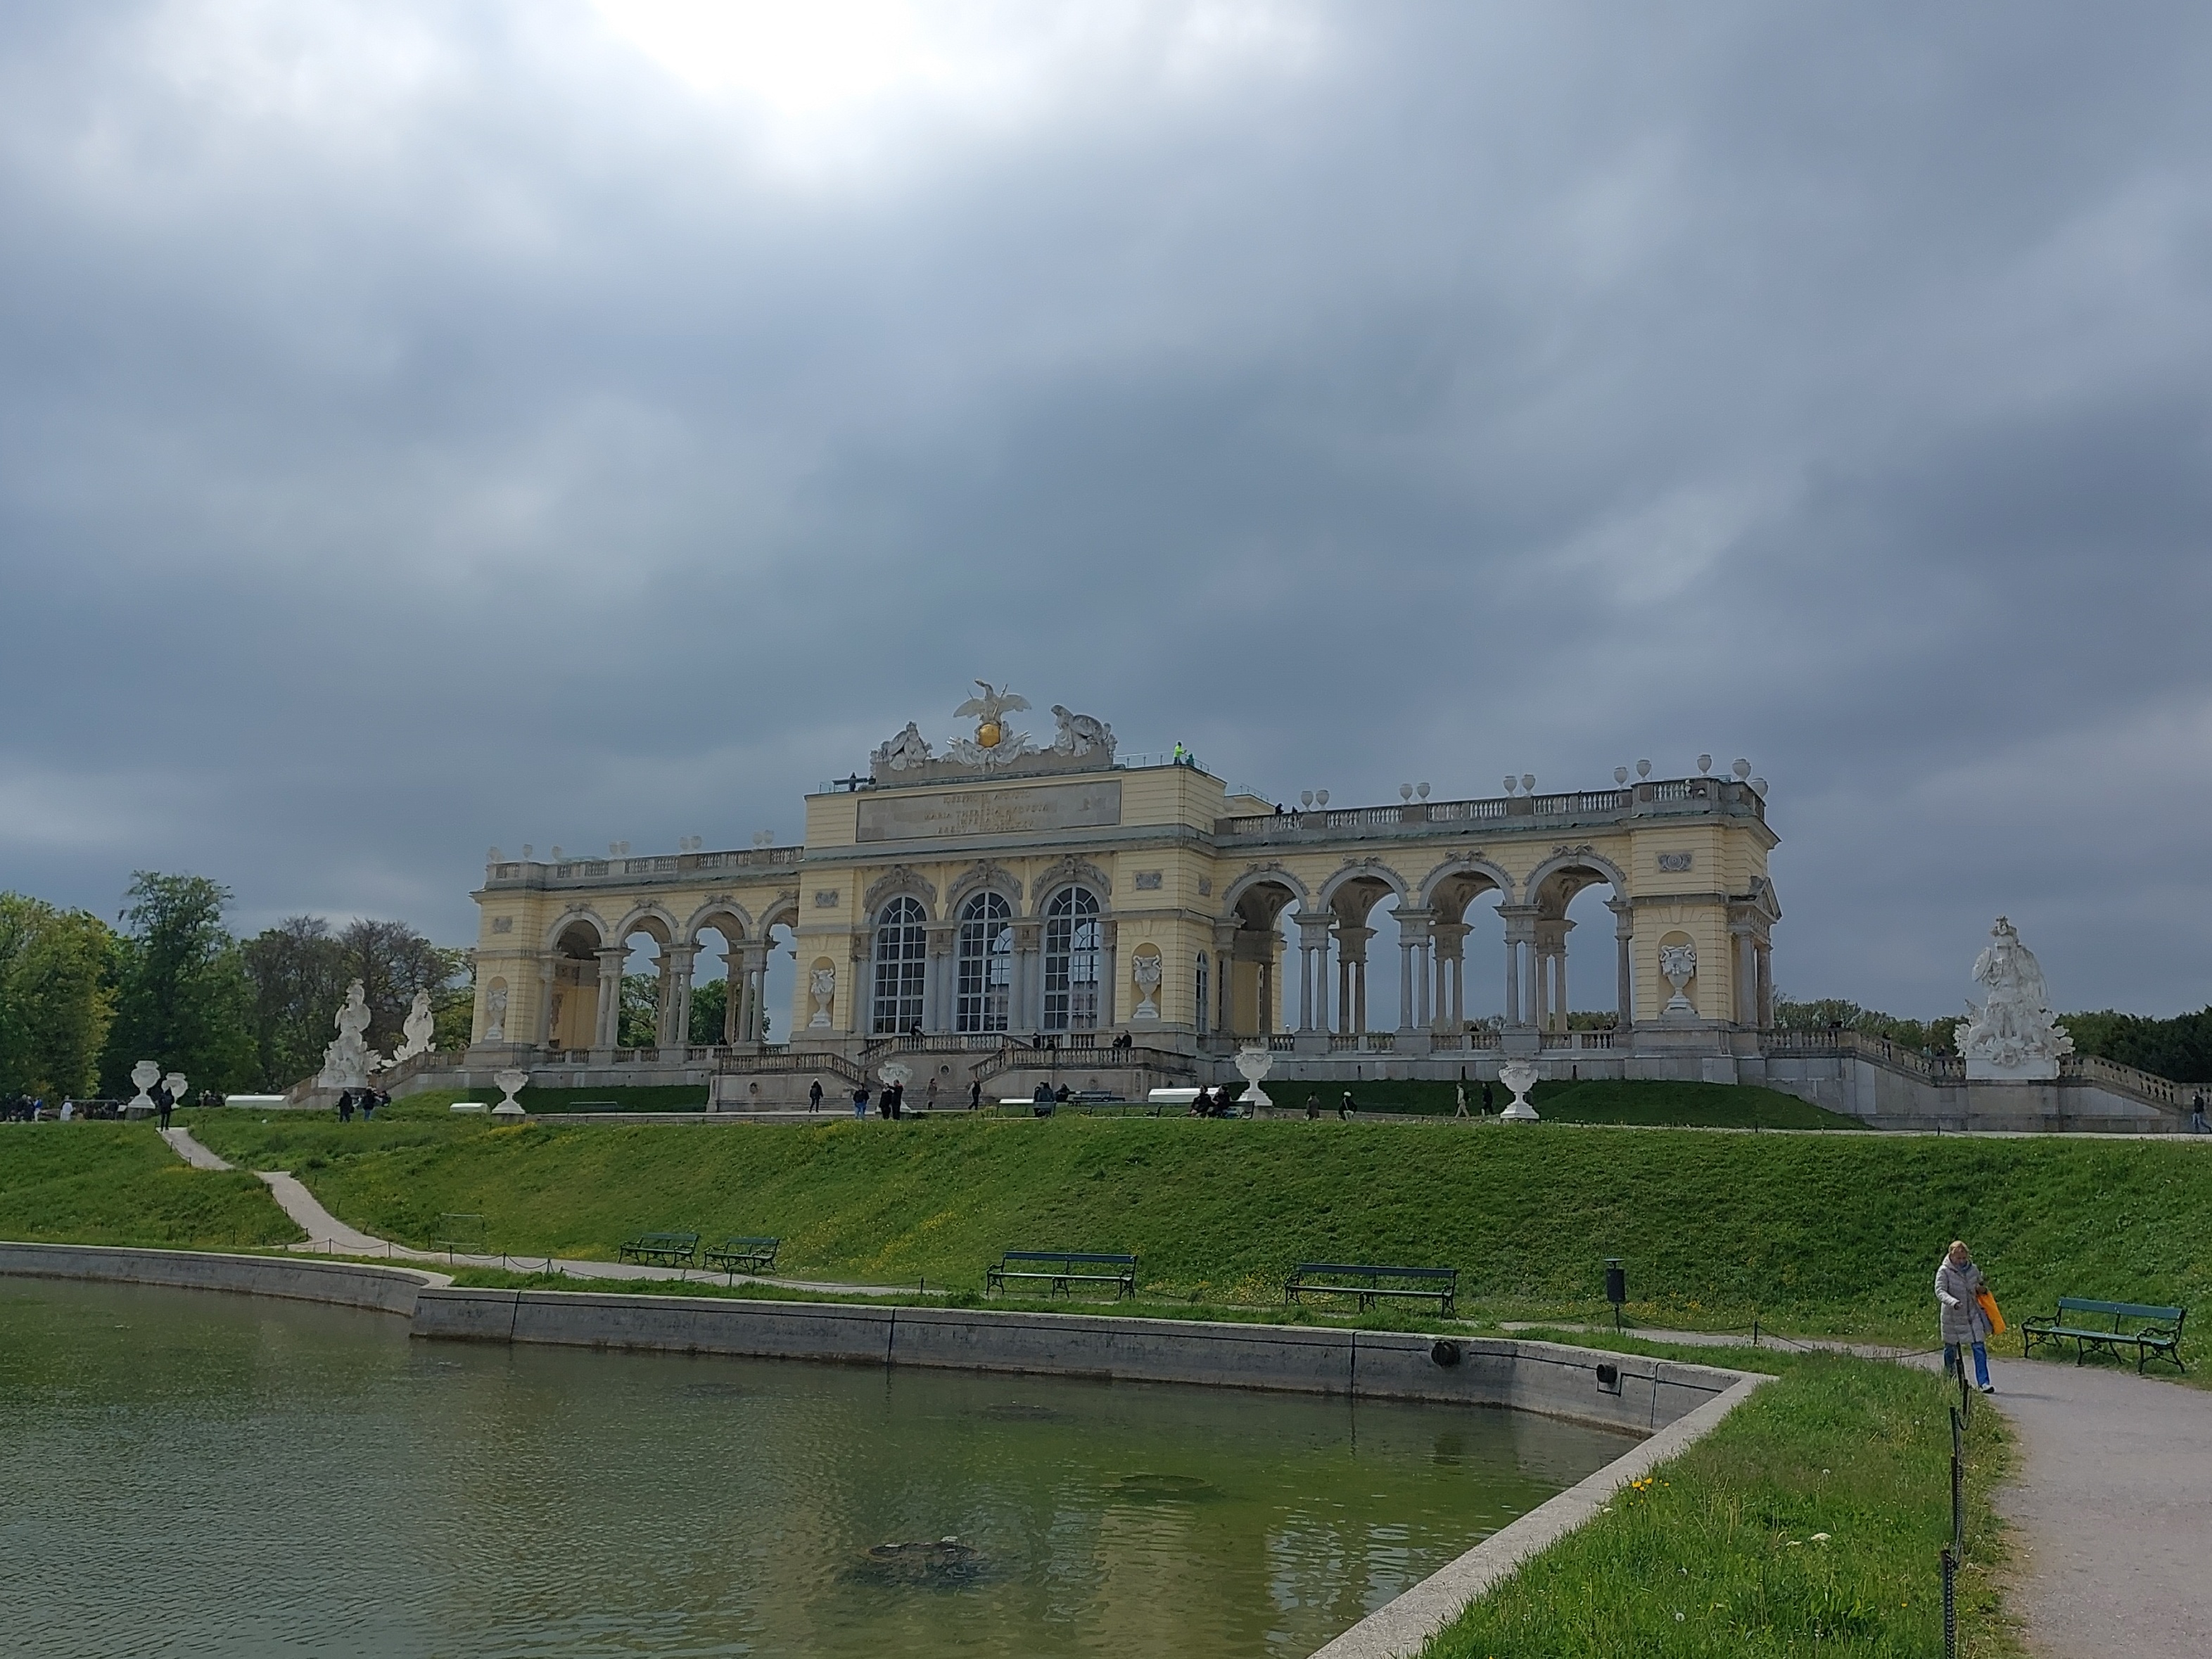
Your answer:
(595, 947), (626, 1049)
(535, 958), (557, 1046)
(1397, 935), (1416, 1034)
(1504, 936), (1520, 1025)
(1610, 899), (1634, 1029)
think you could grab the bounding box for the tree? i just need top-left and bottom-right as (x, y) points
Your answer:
(0, 894), (117, 1099)
(1771, 993), (1959, 1055)
(242, 915), (350, 1090)
(2059, 1009), (2212, 1084)
(619, 972), (659, 1048)
(332, 918), (452, 1055)
(689, 976), (727, 1044)
(100, 872), (257, 1095)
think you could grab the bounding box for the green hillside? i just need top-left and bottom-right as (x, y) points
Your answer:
(178, 1096), (2212, 1347)
(0, 1124), (301, 1249)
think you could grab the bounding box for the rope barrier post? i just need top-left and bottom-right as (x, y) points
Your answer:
(1940, 1547), (1957, 1659)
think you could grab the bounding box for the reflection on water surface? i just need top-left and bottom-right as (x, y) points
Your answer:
(0, 1281), (1629, 1657)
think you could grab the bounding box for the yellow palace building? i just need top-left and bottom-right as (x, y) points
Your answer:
(460, 682), (1788, 1108)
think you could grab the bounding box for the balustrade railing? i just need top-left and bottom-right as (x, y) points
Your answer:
(1216, 778), (1753, 838)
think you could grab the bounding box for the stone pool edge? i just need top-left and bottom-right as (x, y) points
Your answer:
(0, 1242), (1766, 1658)
(0, 1240), (451, 1312)
(1308, 1367), (1770, 1658)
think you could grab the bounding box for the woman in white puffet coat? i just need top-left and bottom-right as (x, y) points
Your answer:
(1936, 1240), (1995, 1394)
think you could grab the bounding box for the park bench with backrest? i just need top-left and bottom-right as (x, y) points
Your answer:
(703, 1236), (780, 1274)
(1286, 1263), (1458, 1318)
(2021, 1297), (2186, 1373)
(618, 1231), (699, 1269)
(986, 1250), (1138, 1299)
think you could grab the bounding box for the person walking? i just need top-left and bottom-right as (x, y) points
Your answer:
(925, 1076), (938, 1112)
(1481, 1081), (1494, 1115)
(2193, 1090), (2207, 1135)
(853, 1083), (870, 1119)
(1454, 1082), (1469, 1119)
(808, 1079), (823, 1114)
(156, 1086), (173, 1130)
(1937, 1239), (1997, 1394)
(969, 1079), (982, 1111)
(1338, 1091), (1354, 1121)
(1305, 1091), (1320, 1120)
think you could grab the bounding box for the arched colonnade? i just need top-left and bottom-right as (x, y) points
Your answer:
(1216, 851), (1648, 1041)
(533, 896), (799, 1051)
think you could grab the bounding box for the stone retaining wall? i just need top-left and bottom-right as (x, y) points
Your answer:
(0, 1241), (445, 1314)
(411, 1287), (1737, 1437)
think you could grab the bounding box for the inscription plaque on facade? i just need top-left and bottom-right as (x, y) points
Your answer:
(858, 780), (1124, 843)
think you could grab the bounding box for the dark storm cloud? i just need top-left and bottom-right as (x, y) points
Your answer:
(2, 1), (2208, 1015)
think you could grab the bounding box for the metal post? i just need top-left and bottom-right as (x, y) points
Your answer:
(1940, 1547), (1957, 1659)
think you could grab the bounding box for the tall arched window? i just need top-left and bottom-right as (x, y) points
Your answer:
(1194, 951), (1209, 1036)
(1042, 886), (1100, 1031)
(955, 892), (1013, 1033)
(871, 896), (927, 1034)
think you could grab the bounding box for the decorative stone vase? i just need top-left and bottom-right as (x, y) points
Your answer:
(1131, 953), (1163, 1022)
(1233, 1045), (1273, 1111)
(493, 1068), (530, 1114)
(1658, 943), (1698, 1016)
(127, 1059), (160, 1120)
(1498, 1060), (1540, 1122)
(163, 1072), (188, 1107)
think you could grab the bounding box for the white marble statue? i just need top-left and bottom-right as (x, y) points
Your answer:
(1959, 916), (2073, 1081)
(1658, 942), (1698, 1015)
(392, 991), (436, 1063)
(1131, 953), (1163, 1021)
(808, 967), (837, 1029)
(318, 979), (376, 1090)
(1233, 1045), (1273, 1111)
(482, 985), (508, 1043)
(1498, 1060), (1540, 1121)
(1050, 705), (1115, 761)
(872, 722), (934, 773)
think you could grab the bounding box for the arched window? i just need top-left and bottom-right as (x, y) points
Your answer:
(955, 892), (1014, 1033)
(1042, 886), (1100, 1031)
(871, 896), (927, 1034)
(1194, 951), (1209, 1036)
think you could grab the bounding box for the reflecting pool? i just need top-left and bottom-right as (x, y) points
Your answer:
(0, 1281), (1631, 1657)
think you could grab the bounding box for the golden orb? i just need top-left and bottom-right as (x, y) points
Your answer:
(977, 721), (1002, 749)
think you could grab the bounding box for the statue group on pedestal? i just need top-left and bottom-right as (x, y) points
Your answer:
(1959, 916), (2073, 1081)
(318, 982), (440, 1090)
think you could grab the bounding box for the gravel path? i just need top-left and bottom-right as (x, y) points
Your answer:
(1985, 1352), (2212, 1656)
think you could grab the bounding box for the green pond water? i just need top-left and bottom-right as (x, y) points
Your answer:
(0, 1280), (1631, 1657)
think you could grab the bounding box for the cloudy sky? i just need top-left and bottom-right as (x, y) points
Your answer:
(3, 1), (2208, 1019)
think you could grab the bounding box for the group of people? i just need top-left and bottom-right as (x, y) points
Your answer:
(808, 1077), (987, 1114)
(333, 1087), (388, 1123)
(1188, 1085), (1243, 1117)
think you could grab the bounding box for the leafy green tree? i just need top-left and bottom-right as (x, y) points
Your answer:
(619, 972), (660, 1048)
(688, 975), (727, 1044)
(241, 915), (350, 1090)
(1772, 994), (1959, 1055)
(2059, 1009), (2212, 1084)
(100, 872), (258, 1095)
(0, 894), (118, 1099)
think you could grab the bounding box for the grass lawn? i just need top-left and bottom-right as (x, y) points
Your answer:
(176, 1093), (2212, 1354)
(0, 1122), (302, 1249)
(1420, 1342), (2018, 1658)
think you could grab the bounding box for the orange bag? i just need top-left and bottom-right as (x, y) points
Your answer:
(1976, 1288), (2006, 1336)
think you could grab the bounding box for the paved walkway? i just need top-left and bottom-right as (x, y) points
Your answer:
(1985, 1353), (2212, 1656)
(159, 1126), (932, 1298)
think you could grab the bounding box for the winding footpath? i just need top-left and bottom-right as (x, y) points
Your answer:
(159, 1126), (932, 1298)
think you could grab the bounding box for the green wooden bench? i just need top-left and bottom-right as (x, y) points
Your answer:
(1286, 1263), (1458, 1318)
(2021, 1297), (2187, 1373)
(703, 1235), (780, 1274)
(986, 1250), (1137, 1299)
(618, 1231), (699, 1269)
